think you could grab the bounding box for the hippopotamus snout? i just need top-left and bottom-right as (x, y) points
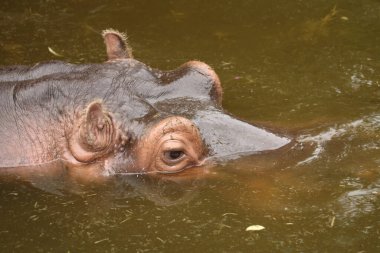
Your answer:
(194, 110), (290, 159)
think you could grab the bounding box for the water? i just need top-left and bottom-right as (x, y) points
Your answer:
(0, 0), (379, 252)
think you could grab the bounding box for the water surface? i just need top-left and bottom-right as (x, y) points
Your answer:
(0, 0), (379, 252)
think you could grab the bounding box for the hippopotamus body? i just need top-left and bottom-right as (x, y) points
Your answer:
(0, 29), (290, 178)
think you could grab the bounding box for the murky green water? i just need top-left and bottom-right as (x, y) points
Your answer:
(1, 0), (379, 252)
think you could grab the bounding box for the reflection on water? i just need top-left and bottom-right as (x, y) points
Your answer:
(0, 0), (380, 252)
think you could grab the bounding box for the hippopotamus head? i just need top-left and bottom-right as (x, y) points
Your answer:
(64, 29), (290, 176)
(0, 29), (290, 177)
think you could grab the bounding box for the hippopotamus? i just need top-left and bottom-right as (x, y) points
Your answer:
(0, 29), (290, 178)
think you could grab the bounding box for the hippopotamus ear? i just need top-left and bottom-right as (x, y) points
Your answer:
(184, 61), (223, 105)
(158, 61), (223, 106)
(69, 101), (119, 163)
(102, 29), (133, 60)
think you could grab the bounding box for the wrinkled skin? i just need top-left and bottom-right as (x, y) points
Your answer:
(0, 29), (290, 179)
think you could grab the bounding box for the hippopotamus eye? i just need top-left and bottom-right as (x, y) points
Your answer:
(168, 150), (183, 159)
(163, 150), (185, 164)
(160, 140), (187, 166)
(135, 116), (205, 173)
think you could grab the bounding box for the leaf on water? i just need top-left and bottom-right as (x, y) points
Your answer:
(245, 225), (265, 231)
(48, 47), (63, 57)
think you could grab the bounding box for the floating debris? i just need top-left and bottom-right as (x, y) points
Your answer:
(94, 238), (109, 244)
(245, 225), (265, 231)
(222, 212), (238, 216)
(156, 237), (166, 244)
(302, 5), (340, 41)
(329, 216), (336, 228)
(48, 47), (63, 57)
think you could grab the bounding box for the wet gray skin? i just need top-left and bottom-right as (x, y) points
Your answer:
(0, 30), (290, 175)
